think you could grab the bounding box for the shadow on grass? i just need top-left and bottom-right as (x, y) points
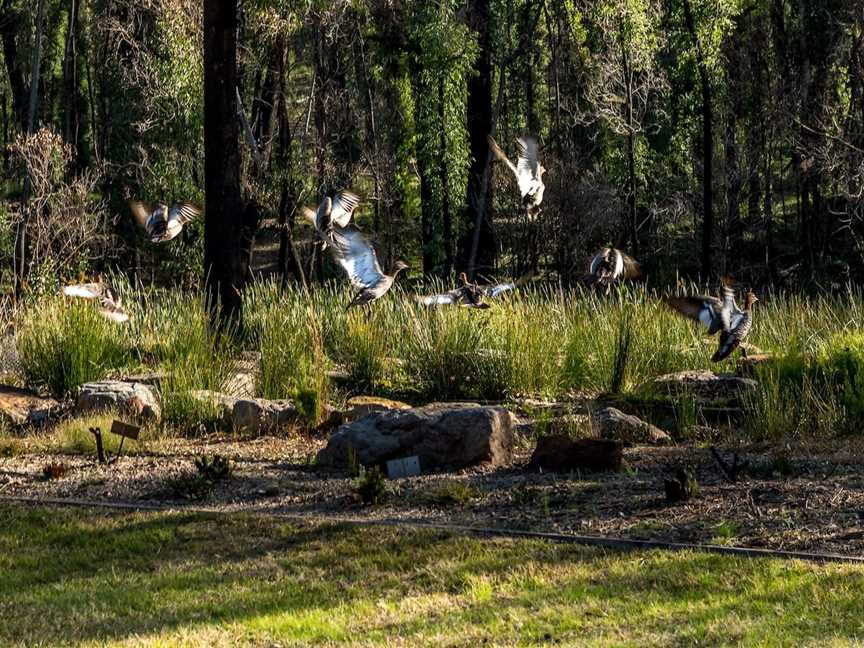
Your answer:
(0, 504), (862, 646)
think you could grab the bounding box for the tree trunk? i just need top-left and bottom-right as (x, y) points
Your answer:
(26, 0), (47, 134)
(61, 0), (82, 162)
(438, 78), (453, 278)
(682, 0), (714, 278)
(461, 0), (495, 276)
(0, 6), (28, 131)
(203, 0), (249, 323)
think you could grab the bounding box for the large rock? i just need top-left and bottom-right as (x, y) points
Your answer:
(189, 390), (236, 425)
(77, 380), (161, 422)
(317, 402), (514, 471)
(231, 397), (298, 433)
(529, 435), (623, 472)
(0, 385), (60, 425)
(592, 407), (671, 445)
(647, 370), (757, 402)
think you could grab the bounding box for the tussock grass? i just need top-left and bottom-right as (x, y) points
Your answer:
(15, 296), (131, 397)
(11, 277), (864, 440)
(41, 414), (150, 455)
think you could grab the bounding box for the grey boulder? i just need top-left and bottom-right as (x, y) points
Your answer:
(77, 380), (161, 422)
(317, 402), (514, 471)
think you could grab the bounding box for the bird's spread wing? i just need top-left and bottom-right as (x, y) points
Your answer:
(168, 202), (202, 225)
(664, 295), (719, 323)
(62, 283), (104, 300)
(330, 190), (360, 228)
(719, 285), (737, 332)
(485, 282), (516, 298)
(315, 196), (333, 232)
(328, 227), (384, 290)
(515, 136), (541, 194)
(129, 201), (154, 230)
(420, 292), (459, 306)
(620, 251), (641, 280)
(301, 206), (318, 226)
(589, 250), (606, 276)
(487, 135), (518, 175)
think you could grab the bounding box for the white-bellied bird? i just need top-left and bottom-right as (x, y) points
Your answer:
(327, 226), (408, 309)
(302, 190), (361, 249)
(129, 200), (201, 243)
(62, 276), (129, 323)
(487, 135), (546, 218)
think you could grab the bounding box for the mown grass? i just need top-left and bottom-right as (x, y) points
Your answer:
(10, 278), (864, 440)
(0, 504), (862, 647)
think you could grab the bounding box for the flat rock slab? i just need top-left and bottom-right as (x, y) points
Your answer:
(647, 370), (757, 402)
(317, 402), (514, 471)
(77, 381), (161, 422)
(592, 407), (671, 446)
(344, 395), (411, 421)
(0, 385), (60, 425)
(529, 435), (623, 472)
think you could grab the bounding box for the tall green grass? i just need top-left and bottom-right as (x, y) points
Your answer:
(11, 276), (864, 441)
(16, 296), (131, 397)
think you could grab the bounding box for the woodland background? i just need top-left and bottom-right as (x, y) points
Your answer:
(0, 0), (862, 296)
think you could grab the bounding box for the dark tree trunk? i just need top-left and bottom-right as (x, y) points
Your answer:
(61, 0), (83, 164)
(438, 78), (453, 278)
(203, 0), (250, 323)
(682, 0), (714, 278)
(461, 0), (495, 276)
(0, 6), (28, 131)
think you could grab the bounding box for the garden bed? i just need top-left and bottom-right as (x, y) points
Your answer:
(3, 430), (863, 557)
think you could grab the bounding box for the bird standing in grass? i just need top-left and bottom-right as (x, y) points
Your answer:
(62, 276), (129, 323)
(326, 226), (408, 309)
(419, 273), (490, 309)
(129, 200), (202, 243)
(487, 135), (546, 218)
(588, 248), (641, 289)
(302, 190), (361, 249)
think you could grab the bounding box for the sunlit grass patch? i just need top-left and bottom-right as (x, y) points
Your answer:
(1, 504), (863, 647)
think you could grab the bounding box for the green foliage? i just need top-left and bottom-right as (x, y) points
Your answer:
(423, 479), (478, 506)
(16, 297), (131, 397)
(354, 465), (387, 505)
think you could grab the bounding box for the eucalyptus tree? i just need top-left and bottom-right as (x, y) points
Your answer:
(580, 0), (667, 257)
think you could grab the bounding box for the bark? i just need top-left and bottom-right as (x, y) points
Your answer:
(682, 0), (714, 278)
(461, 0), (495, 276)
(0, 6), (27, 130)
(438, 78), (453, 278)
(61, 0), (82, 161)
(26, 0), (47, 134)
(203, 0), (252, 323)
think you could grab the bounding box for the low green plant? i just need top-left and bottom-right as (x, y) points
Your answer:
(424, 480), (478, 506)
(354, 466), (386, 505)
(168, 454), (233, 500)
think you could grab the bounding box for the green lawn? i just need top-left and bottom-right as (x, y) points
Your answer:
(1, 505), (862, 647)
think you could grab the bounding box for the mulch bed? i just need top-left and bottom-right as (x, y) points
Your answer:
(2, 432), (863, 556)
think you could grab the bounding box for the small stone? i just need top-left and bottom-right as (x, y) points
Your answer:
(592, 407), (671, 445)
(529, 435), (623, 473)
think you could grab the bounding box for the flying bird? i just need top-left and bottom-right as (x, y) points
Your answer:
(326, 226), (408, 309)
(711, 288), (758, 362)
(589, 248), (641, 288)
(302, 190), (361, 248)
(663, 281), (758, 361)
(487, 135), (546, 217)
(62, 277), (129, 323)
(419, 273), (490, 309)
(130, 200), (201, 243)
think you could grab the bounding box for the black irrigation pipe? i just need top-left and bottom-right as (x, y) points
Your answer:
(2, 495), (863, 565)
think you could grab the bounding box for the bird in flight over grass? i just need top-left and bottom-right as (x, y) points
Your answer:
(129, 200), (201, 244)
(663, 279), (758, 361)
(419, 273), (491, 309)
(326, 226), (408, 309)
(62, 276), (129, 323)
(487, 135), (546, 218)
(302, 190), (361, 249)
(589, 248), (642, 289)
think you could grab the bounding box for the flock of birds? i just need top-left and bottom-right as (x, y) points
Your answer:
(60, 134), (758, 363)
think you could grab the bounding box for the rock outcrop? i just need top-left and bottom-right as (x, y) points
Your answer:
(317, 402), (514, 471)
